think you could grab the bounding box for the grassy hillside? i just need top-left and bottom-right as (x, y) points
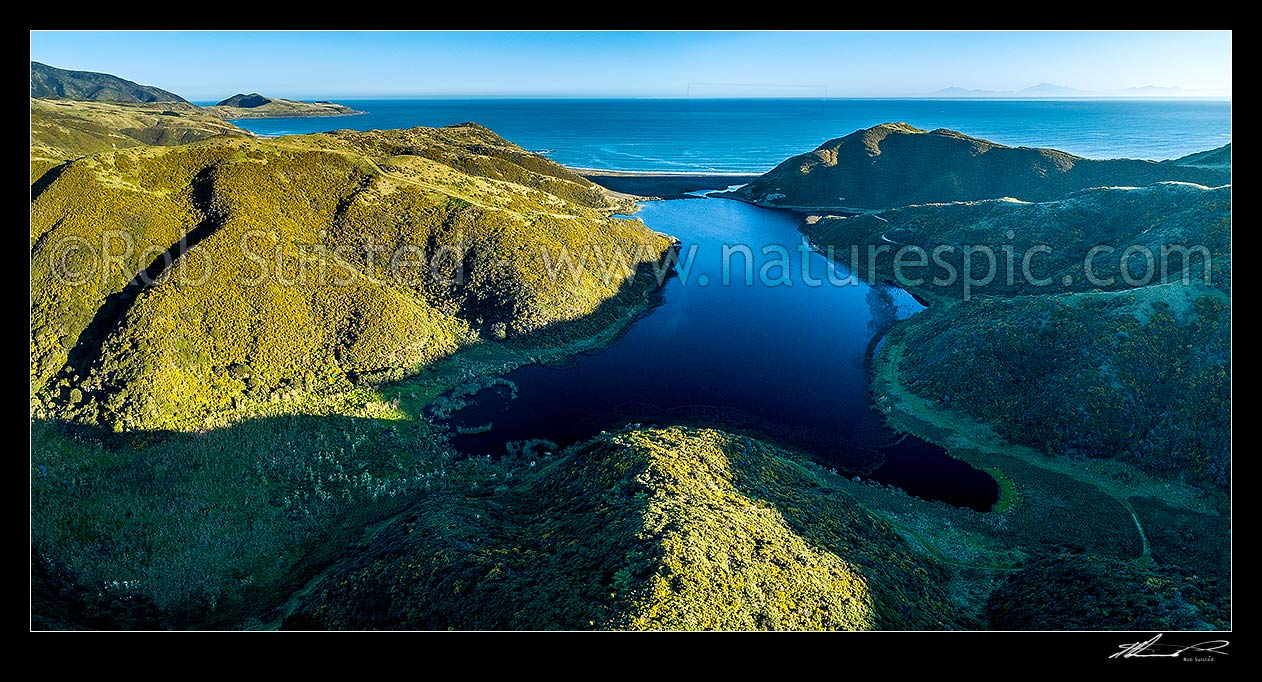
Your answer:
(32, 61), (188, 103)
(30, 98), (248, 182)
(728, 123), (1231, 211)
(1173, 144), (1233, 171)
(30, 62), (359, 132)
(31, 123), (670, 432)
(803, 182), (1230, 491)
(284, 427), (965, 630)
(986, 554), (1227, 629)
(202, 94), (361, 119)
(888, 290), (1229, 490)
(804, 183), (1231, 302)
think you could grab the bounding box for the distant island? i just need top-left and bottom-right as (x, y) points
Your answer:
(30, 62), (362, 120)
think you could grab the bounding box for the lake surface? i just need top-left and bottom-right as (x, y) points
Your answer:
(443, 197), (1000, 511)
(226, 98), (1232, 173)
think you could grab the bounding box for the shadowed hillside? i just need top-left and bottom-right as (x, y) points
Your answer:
(216, 93), (272, 108)
(986, 554), (1226, 630)
(30, 98), (248, 182)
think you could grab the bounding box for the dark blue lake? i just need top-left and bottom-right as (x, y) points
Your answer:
(444, 197), (1000, 511)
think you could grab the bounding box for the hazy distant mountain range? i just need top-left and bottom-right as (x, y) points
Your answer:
(929, 83), (1227, 98)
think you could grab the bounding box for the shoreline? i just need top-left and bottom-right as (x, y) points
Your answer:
(573, 167), (763, 177)
(579, 169), (759, 200)
(223, 110), (367, 122)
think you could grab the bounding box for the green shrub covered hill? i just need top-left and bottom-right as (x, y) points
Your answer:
(728, 122), (1230, 211)
(32, 120), (670, 431)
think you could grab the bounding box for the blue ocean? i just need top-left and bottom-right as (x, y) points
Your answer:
(225, 98), (1232, 173)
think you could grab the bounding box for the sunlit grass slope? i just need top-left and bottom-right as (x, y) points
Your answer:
(286, 427), (964, 630)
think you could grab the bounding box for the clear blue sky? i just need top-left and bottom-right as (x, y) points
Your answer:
(30, 31), (1232, 100)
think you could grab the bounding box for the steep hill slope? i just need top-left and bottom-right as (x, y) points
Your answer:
(804, 183), (1231, 491)
(31, 123), (669, 431)
(32, 61), (188, 103)
(888, 288), (1230, 490)
(729, 123), (1231, 210)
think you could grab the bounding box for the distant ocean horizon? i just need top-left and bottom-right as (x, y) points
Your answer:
(223, 98), (1232, 174)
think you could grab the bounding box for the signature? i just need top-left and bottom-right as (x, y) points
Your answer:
(1111, 634), (1230, 659)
